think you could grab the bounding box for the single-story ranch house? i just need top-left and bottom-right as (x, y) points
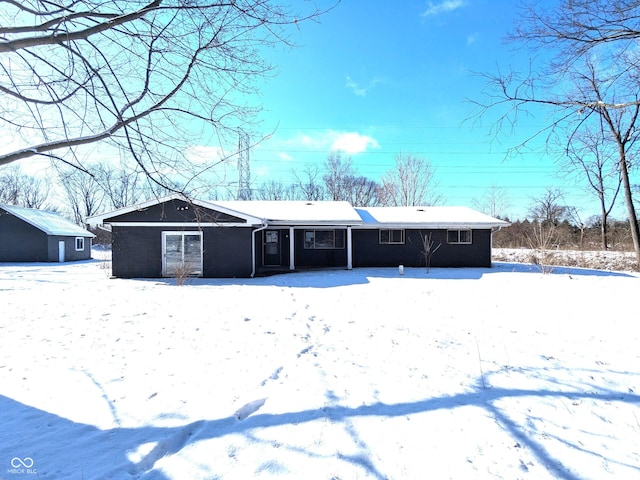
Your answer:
(0, 204), (95, 262)
(87, 195), (509, 278)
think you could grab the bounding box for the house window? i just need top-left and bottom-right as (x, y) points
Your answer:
(75, 237), (85, 251)
(379, 229), (405, 244)
(447, 229), (472, 244)
(162, 231), (203, 277)
(304, 230), (345, 249)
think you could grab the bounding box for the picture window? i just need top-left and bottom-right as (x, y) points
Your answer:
(304, 230), (345, 249)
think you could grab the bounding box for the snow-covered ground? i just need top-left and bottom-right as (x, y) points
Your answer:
(494, 248), (638, 273)
(1, 252), (639, 479)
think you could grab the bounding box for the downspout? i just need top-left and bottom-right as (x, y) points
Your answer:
(251, 220), (269, 278)
(346, 226), (353, 270)
(490, 226), (503, 248)
(490, 226), (503, 267)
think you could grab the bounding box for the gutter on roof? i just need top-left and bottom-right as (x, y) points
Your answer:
(351, 222), (510, 229)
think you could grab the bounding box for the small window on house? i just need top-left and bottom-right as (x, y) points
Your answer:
(379, 229), (405, 244)
(447, 229), (472, 244)
(304, 230), (345, 249)
(75, 237), (85, 251)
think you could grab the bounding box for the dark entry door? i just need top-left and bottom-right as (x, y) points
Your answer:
(264, 230), (281, 266)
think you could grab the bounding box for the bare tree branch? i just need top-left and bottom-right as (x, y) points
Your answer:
(474, 0), (640, 264)
(0, 0), (337, 191)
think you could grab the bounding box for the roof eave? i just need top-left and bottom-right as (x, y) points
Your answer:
(86, 194), (265, 227)
(354, 222), (511, 229)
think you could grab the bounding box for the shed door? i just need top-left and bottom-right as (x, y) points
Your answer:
(58, 241), (65, 263)
(162, 232), (203, 277)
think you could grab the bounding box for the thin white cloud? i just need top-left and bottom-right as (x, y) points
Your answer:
(254, 165), (270, 177)
(331, 132), (380, 154)
(422, 0), (467, 17)
(285, 131), (380, 155)
(467, 32), (479, 46)
(345, 75), (383, 97)
(187, 145), (226, 165)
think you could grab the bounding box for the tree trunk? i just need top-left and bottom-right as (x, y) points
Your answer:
(618, 148), (640, 266)
(600, 199), (609, 250)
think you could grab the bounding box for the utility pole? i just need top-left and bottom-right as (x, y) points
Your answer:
(237, 133), (251, 200)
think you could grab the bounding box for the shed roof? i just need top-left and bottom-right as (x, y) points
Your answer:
(355, 206), (510, 229)
(1, 204), (95, 237)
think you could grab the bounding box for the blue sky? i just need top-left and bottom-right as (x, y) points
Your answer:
(211, 0), (616, 220)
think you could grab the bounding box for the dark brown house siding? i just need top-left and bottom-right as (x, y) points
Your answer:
(111, 226), (254, 278)
(111, 226), (163, 278)
(294, 228), (348, 268)
(352, 229), (492, 268)
(107, 199), (245, 224)
(204, 227), (253, 277)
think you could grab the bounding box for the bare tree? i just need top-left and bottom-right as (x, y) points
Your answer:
(421, 232), (441, 273)
(94, 161), (150, 209)
(528, 188), (568, 225)
(58, 167), (104, 226)
(348, 176), (380, 207)
(566, 206), (587, 250)
(0, 1), (333, 190)
(379, 152), (443, 206)
(292, 164), (325, 201)
(322, 151), (381, 205)
(0, 166), (50, 208)
(564, 126), (622, 249)
(323, 151), (356, 201)
(255, 180), (296, 200)
(472, 184), (511, 219)
(475, 0), (640, 264)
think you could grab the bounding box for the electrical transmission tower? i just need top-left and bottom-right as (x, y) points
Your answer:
(237, 132), (251, 200)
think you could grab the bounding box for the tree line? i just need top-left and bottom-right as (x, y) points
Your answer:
(2, 153), (637, 254)
(0, 151), (442, 222)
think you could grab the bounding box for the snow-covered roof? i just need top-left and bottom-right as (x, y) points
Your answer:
(355, 206), (510, 229)
(213, 200), (363, 225)
(1, 204), (95, 237)
(87, 195), (509, 229)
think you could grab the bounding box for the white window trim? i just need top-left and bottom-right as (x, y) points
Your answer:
(379, 229), (405, 244)
(303, 229), (345, 249)
(75, 237), (85, 251)
(161, 231), (204, 277)
(447, 229), (472, 244)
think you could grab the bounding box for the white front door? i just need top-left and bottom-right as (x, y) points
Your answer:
(162, 232), (203, 277)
